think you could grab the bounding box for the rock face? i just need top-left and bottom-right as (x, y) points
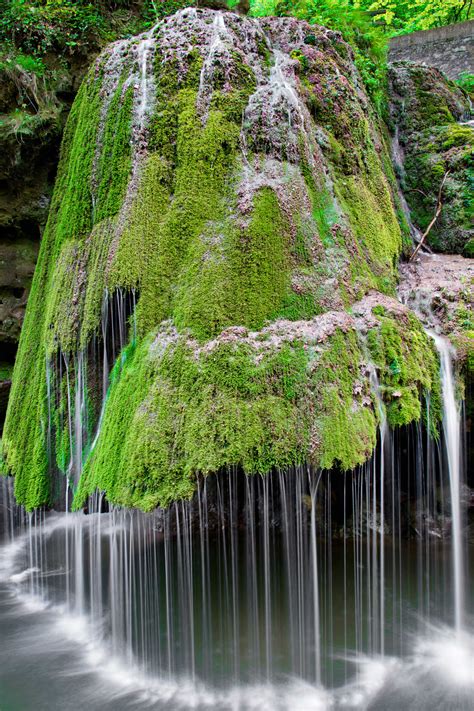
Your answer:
(389, 61), (473, 256)
(3, 9), (442, 511)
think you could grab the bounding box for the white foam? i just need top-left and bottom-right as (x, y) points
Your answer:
(9, 566), (40, 584)
(412, 626), (474, 688)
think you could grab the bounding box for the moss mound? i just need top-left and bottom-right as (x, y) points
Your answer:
(3, 10), (439, 511)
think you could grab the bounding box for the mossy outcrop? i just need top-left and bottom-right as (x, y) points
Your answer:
(0, 49), (92, 427)
(72, 296), (440, 511)
(389, 61), (473, 255)
(2, 9), (440, 511)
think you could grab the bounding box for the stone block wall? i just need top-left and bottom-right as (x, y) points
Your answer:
(389, 21), (474, 79)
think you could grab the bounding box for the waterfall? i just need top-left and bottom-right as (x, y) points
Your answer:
(197, 12), (232, 118)
(1, 416), (472, 710)
(431, 334), (464, 634)
(0, 9), (472, 709)
(368, 363), (389, 657)
(136, 37), (155, 131)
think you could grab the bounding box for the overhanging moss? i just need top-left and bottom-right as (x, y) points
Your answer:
(73, 326), (376, 511)
(72, 310), (441, 511)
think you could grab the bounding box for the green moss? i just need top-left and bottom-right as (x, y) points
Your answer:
(73, 325), (386, 509)
(0, 363), (14, 381)
(415, 89), (455, 127)
(367, 310), (441, 435)
(333, 136), (401, 294)
(94, 78), (133, 222)
(74, 335), (310, 510)
(310, 330), (377, 470)
(300, 158), (338, 248)
(0, 441), (6, 477)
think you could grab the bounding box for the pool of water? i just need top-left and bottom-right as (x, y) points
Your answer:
(0, 495), (472, 711)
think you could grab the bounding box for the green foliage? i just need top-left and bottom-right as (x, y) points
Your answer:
(0, 51), (45, 75)
(141, 0), (197, 25)
(456, 73), (474, 95)
(0, 0), (106, 55)
(363, 0), (473, 32)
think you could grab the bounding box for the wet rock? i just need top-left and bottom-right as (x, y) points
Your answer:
(398, 253), (473, 368)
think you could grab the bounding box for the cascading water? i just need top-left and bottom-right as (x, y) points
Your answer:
(1, 417), (472, 709)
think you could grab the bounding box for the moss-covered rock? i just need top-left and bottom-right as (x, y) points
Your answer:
(399, 253), (474, 381)
(74, 296), (440, 511)
(3, 10), (438, 511)
(389, 61), (473, 255)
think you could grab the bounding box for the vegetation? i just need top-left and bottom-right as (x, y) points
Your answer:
(73, 312), (440, 511)
(360, 0), (474, 32)
(367, 308), (441, 433)
(252, 0), (474, 34)
(0, 0), (106, 56)
(456, 72), (474, 94)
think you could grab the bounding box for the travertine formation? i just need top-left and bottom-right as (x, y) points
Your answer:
(0, 10), (454, 511)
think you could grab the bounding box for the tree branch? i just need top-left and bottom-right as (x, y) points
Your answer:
(409, 171), (450, 262)
(406, 187), (429, 199)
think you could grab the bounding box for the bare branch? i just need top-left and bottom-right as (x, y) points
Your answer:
(406, 187), (429, 199)
(409, 171), (450, 262)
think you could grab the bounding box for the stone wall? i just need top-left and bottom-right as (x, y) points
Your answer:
(389, 20), (474, 79)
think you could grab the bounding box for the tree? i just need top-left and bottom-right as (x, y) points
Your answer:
(356, 0), (473, 32)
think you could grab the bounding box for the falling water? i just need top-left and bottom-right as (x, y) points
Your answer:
(368, 363), (389, 657)
(136, 36), (155, 132)
(197, 12), (232, 118)
(431, 333), (464, 634)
